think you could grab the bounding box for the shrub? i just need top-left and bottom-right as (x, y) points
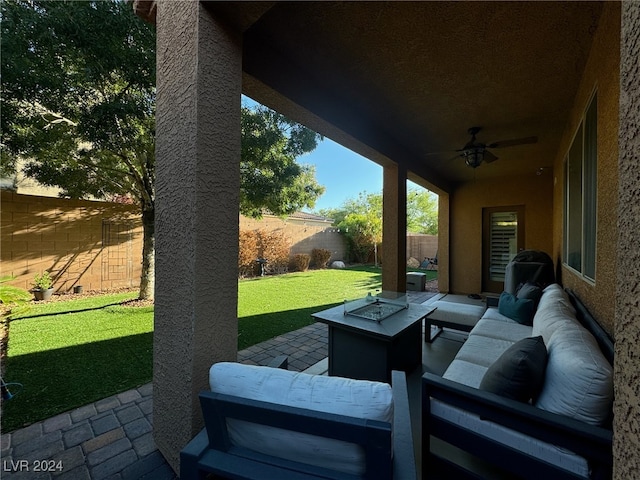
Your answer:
(311, 248), (332, 269)
(290, 253), (310, 272)
(258, 229), (291, 275)
(239, 230), (260, 277)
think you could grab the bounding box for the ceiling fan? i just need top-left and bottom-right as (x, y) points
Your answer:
(453, 127), (538, 168)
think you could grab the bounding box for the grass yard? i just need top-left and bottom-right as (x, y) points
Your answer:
(1, 266), (436, 432)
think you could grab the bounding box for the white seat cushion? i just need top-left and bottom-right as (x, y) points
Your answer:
(209, 362), (393, 475)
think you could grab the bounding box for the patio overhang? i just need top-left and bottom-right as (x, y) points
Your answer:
(206, 1), (601, 189)
(145, 2), (640, 477)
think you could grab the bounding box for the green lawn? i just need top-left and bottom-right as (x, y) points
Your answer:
(2, 266), (436, 432)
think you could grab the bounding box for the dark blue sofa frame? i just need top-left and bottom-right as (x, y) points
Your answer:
(181, 369), (416, 480)
(422, 289), (614, 480)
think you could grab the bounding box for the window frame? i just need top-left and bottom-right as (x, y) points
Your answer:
(563, 91), (597, 283)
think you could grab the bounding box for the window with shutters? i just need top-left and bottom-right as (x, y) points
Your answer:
(489, 211), (518, 283)
(482, 206), (525, 293)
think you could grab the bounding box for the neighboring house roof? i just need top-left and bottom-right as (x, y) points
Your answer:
(288, 211), (334, 223)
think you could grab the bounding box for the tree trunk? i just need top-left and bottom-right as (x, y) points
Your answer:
(139, 206), (155, 300)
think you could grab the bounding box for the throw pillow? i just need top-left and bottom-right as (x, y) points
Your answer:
(479, 336), (548, 403)
(516, 282), (543, 306)
(498, 291), (536, 325)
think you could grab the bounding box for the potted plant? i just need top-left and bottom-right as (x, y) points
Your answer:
(32, 271), (54, 301)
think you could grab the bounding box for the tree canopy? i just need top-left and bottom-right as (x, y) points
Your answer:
(1, 0), (325, 298)
(318, 188), (438, 262)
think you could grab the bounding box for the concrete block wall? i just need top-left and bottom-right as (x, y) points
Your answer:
(239, 214), (347, 262)
(1, 191), (142, 293)
(406, 233), (437, 262)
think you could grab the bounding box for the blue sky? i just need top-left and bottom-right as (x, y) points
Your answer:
(297, 138), (383, 212)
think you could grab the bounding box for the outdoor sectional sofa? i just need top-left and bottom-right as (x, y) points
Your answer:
(422, 283), (614, 479)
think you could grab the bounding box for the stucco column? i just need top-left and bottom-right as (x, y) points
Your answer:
(154, 2), (241, 472)
(614, 3), (640, 478)
(437, 193), (450, 293)
(382, 164), (407, 292)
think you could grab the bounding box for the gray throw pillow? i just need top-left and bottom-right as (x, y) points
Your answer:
(516, 282), (543, 306)
(479, 336), (548, 403)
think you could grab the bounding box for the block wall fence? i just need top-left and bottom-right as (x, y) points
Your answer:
(239, 215), (347, 262)
(406, 234), (438, 264)
(1, 191), (143, 293)
(1, 191), (434, 293)
(0, 192), (351, 293)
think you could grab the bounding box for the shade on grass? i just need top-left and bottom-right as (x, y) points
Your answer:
(2, 292), (151, 432)
(2, 266), (436, 431)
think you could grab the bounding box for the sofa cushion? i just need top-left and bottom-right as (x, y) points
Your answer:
(479, 336), (548, 402)
(516, 282), (543, 306)
(498, 292), (536, 325)
(209, 362), (393, 475)
(443, 359), (491, 389)
(481, 307), (518, 323)
(535, 324), (613, 426)
(532, 286), (580, 344)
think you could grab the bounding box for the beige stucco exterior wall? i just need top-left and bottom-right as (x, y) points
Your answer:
(614, 2), (640, 477)
(552, 1), (620, 335)
(0, 191), (142, 293)
(382, 164), (407, 292)
(449, 173), (554, 294)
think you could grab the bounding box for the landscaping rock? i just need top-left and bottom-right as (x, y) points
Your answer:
(330, 261), (346, 269)
(407, 257), (420, 268)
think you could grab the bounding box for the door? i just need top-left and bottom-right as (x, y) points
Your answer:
(482, 206), (525, 293)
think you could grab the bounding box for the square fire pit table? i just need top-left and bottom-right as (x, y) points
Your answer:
(312, 297), (435, 382)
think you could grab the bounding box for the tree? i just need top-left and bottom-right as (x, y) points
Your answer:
(318, 187), (438, 262)
(407, 189), (438, 234)
(320, 192), (383, 263)
(1, 0), (324, 299)
(240, 105), (324, 218)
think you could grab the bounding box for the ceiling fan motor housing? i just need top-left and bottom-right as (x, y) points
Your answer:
(463, 148), (484, 168)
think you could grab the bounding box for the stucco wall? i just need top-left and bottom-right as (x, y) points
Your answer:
(614, 2), (640, 478)
(0, 191), (142, 293)
(449, 173), (554, 294)
(552, 1), (620, 335)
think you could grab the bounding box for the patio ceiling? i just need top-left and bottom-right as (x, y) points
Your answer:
(205, 1), (603, 193)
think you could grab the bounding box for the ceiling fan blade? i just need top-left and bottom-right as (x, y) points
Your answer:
(487, 136), (538, 149)
(484, 150), (499, 163)
(424, 150), (454, 157)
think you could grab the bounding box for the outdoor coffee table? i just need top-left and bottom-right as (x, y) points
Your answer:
(312, 300), (435, 383)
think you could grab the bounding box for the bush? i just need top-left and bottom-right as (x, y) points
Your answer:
(239, 230), (260, 277)
(311, 248), (332, 269)
(258, 229), (291, 275)
(290, 253), (310, 272)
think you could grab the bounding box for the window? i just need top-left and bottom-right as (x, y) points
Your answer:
(564, 94), (597, 280)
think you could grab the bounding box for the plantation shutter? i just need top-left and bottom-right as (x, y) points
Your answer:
(489, 211), (518, 282)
